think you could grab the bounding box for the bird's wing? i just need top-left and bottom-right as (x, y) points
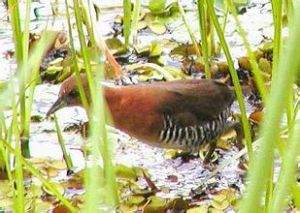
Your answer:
(155, 80), (234, 126)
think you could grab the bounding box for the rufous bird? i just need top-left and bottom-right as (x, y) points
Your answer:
(47, 74), (239, 163)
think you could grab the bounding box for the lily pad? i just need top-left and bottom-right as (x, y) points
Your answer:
(187, 206), (209, 213)
(148, 21), (167, 35)
(127, 195), (145, 206)
(149, 42), (163, 57)
(105, 38), (127, 55)
(42, 182), (65, 196)
(143, 196), (166, 213)
(145, 14), (167, 35)
(148, 0), (166, 14)
(258, 58), (272, 74)
(249, 110), (263, 124)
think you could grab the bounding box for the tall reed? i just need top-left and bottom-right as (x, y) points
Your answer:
(71, 0), (118, 211)
(240, 2), (300, 211)
(206, 0), (253, 159)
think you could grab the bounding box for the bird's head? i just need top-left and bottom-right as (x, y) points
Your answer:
(46, 74), (89, 116)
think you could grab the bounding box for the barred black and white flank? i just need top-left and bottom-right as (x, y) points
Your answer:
(159, 106), (232, 152)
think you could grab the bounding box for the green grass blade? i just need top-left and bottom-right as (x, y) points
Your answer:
(64, 0), (90, 112)
(197, 0), (211, 79)
(227, 0), (268, 102)
(270, 121), (300, 213)
(239, 4), (300, 211)
(123, 0), (132, 49)
(271, 0), (282, 74)
(54, 115), (74, 173)
(206, 0), (253, 158)
(0, 138), (77, 212)
(131, 0), (141, 45)
(12, 96), (25, 213)
(177, 0), (202, 59)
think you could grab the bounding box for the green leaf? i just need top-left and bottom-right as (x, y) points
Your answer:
(148, 0), (166, 14)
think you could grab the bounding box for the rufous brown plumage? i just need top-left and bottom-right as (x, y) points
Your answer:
(47, 74), (237, 163)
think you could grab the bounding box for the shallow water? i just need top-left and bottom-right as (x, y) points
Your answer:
(0, 0), (278, 209)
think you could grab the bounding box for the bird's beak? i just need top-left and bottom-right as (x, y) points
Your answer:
(46, 96), (68, 117)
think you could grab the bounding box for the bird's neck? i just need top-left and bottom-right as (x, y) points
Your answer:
(104, 86), (122, 106)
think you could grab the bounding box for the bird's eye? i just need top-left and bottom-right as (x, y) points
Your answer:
(68, 90), (80, 98)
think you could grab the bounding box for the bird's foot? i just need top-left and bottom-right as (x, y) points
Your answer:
(199, 150), (218, 170)
(202, 161), (216, 170)
(171, 151), (198, 163)
(225, 118), (246, 150)
(201, 140), (217, 164)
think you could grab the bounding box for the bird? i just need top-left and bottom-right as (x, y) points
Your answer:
(47, 74), (238, 164)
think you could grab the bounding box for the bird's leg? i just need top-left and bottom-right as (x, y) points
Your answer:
(226, 121), (244, 150)
(203, 139), (217, 164)
(172, 151), (198, 162)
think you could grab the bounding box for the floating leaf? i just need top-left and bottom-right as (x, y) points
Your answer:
(34, 200), (53, 212)
(217, 62), (229, 73)
(0, 198), (13, 209)
(254, 50), (264, 61)
(170, 43), (202, 57)
(215, 0), (248, 11)
(31, 115), (44, 122)
(145, 14), (167, 35)
(138, 20), (147, 30)
(127, 195), (145, 206)
(187, 206), (209, 213)
(165, 198), (189, 211)
(42, 182), (65, 196)
(115, 164), (138, 180)
(249, 110), (263, 124)
(219, 129), (237, 145)
(119, 204), (139, 212)
(114, 14), (123, 24)
(212, 199), (230, 210)
(238, 57), (251, 71)
(62, 169), (85, 190)
(233, 0), (248, 5)
(53, 204), (70, 213)
(44, 65), (63, 75)
(148, 21), (167, 35)
(29, 157), (48, 164)
(258, 58), (272, 74)
(134, 45), (150, 55)
(25, 197), (34, 211)
(53, 32), (68, 49)
(105, 38), (126, 55)
(209, 208), (224, 213)
(27, 184), (43, 198)
(261, 42), (273, 53)
(44, 167), (59, 177)
(149, 42), (163, 57)
(48, 57), (64, 66)
(0, 81), (9, 93)
(165, 66), (187, 78)
(165, 149), (180, 159)
(47, 160), (67, 170)
(143, 196), (166, 213)
(148, 0), (166, 14)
